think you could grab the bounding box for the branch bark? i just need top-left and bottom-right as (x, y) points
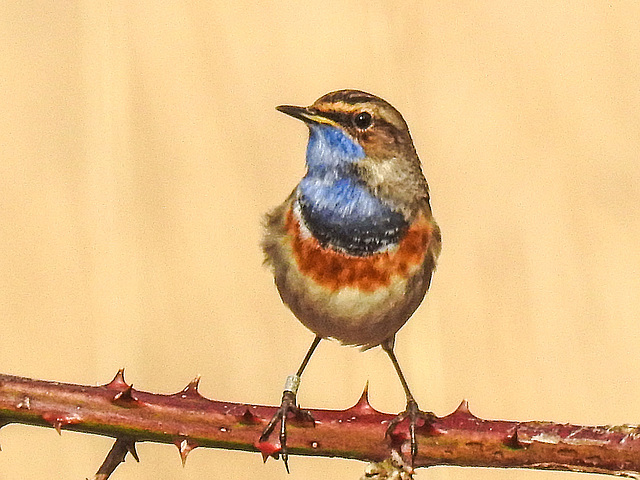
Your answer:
(0, 371), (639, 478)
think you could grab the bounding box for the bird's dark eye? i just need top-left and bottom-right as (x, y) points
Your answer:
(353, 111), (372, 129)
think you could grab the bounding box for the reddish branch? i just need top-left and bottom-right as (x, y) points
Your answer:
(0, 371), (639, 479)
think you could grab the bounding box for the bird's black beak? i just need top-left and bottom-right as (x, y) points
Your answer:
(276, 105), (337, 126)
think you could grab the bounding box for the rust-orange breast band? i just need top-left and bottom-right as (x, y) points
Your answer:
(285, 206), (433, 293)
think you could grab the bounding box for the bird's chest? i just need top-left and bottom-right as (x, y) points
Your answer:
(284, 202), (430, 294)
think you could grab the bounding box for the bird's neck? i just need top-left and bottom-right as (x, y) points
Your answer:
(296, 126), (408, 256)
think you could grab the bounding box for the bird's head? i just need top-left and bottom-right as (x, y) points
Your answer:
(277, 89), (416, 163)
(277, 89), (429, 209)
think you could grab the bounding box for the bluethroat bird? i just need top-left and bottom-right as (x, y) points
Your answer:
(259, 90), (441, 470)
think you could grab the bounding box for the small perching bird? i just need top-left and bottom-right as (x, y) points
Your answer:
(260, 89), (441, 470)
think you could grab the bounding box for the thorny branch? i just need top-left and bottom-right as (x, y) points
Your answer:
(0, 371), (639, 479)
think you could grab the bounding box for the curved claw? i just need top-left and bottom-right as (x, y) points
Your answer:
(259, 390), (315, 472)
(385, 400), (436, 465)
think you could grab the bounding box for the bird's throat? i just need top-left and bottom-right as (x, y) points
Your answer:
(297, 124), (408, 256)
(305, 124), (364, 172)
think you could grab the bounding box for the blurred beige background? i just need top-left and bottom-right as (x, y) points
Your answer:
(0, 2), (639, 479)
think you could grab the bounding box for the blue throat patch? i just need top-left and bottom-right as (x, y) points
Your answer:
(297, 125), (408, 256)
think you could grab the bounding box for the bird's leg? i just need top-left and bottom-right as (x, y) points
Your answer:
(259, 336), (321, 472)
(382, 339), (436, 466)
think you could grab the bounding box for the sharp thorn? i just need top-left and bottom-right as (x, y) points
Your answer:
(361, 380), (370, 399)
(175, 375), (203, 399)
(174, 438), (198, 466)
(453, 399), (471, 415)
(112, 385), (141, 407)
(348, 381), (378, 415)
(42, 412), (81, 434)
(105, 369), (128, 390)
(188, 375), (201, 391)
(239, 408), (259, 425)
(255, 440), (281, 462)
(505, 426), (524, 449)
(125, 440), (140, 462)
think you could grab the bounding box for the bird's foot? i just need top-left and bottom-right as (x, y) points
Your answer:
(258, 390), (315, 472)
(385, 399), (436, 466)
